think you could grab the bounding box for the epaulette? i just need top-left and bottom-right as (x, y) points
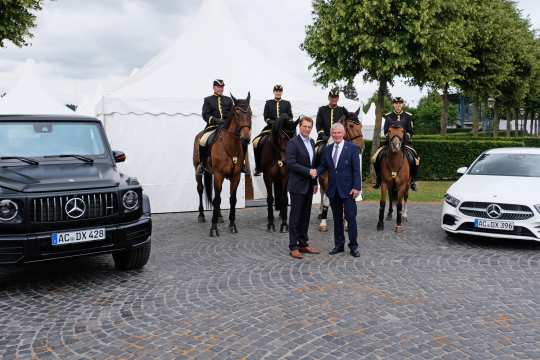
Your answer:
(405, 111), (412, 116)
(384, 112), (392, 116)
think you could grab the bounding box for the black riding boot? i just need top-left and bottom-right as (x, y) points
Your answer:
(253, 143), (262, 176)
(198, 145), (207, 175)
(409, 157), (418, 191)
(373, 160), (382, 189)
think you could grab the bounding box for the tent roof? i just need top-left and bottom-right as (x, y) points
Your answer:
(0, 59), (74, 115)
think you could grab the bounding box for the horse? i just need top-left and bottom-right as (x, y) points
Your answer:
(317, 109), (365, 232)
(193, 93), (252, 237)
(258, 115), (296, 232)
(376, 125), (410, 232)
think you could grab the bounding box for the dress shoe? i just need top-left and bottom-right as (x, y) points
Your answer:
(350, 249), (361, 258)
(329, 247), (345, 255)
(300, 246), (320, 254)
(290, 250), (303, 259)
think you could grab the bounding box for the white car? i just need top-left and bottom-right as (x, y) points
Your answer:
(442, 147), (540, 241)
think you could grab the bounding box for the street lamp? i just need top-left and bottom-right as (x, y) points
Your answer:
(519, 107), (525, 133)
(487, 97), (495, 109)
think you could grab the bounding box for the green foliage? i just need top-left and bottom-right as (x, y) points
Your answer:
(362, 90), (392, 114)
(362, 139), (525, 180)
(412, 92), (458, 134)
(0, 0), (44, 47)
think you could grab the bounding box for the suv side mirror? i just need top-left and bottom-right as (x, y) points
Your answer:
(456, 167), (467, 175)
(113, 150), (126, 163)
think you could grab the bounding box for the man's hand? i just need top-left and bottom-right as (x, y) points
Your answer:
(350, 188), (360, 199)
(309, 169), (317, 178)
(313, 185), (318, 194)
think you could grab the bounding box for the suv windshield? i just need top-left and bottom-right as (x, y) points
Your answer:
(0, 122), (106, 158)
(468, 153), (540, 177)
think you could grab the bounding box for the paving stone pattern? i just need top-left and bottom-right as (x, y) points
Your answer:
(1, 204), (540, 359)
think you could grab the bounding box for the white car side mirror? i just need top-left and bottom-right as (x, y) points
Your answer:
(456, 167), (467, 175)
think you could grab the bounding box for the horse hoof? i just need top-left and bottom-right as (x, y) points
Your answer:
(395, 225), (404, 233)
(198, 215), (206, 223)
(267, 224), (275, 232)
(210, 228), (219, 237)
(376, 223), (384, 231)
(319, 225), (328, 232)
(317, 213), (323, 220)
(280, 224), (289, 233)
(403, 216), (408, 223)
(230, 225), (238, 234)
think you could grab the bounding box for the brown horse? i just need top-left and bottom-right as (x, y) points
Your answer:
(318, 110), (365, 232)
(258, 115), (296, 232)
(193, 93), (252, 236)
(376, 125), (410, 232)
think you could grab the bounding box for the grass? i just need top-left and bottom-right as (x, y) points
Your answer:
(361, 181), (454, 202)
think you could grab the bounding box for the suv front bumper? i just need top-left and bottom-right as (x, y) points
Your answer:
(0, 216), (151, 265)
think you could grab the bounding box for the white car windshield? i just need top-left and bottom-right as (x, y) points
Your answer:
(0, 122), (106, 158)
(468, 153), (540, 177)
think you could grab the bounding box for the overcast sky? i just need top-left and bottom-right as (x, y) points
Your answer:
(1, 0), (539, 104)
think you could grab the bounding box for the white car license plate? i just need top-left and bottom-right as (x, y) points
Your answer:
(474, 219), (514, 231)
(51, 228), (106, 246)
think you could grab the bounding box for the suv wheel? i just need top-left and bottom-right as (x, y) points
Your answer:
(113, 240), (151, 270)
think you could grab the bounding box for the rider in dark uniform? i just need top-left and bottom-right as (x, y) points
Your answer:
(373, 97), (419, 191)
(253, 84), (293, 176)
(199, 79), (233, 174)
(316, 88), (349, 144)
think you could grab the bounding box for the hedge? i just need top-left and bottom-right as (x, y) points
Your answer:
(361, 139), (525, 180)
(413, 135), (540, 147)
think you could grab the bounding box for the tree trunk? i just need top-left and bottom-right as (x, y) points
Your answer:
(472, 97), (480, 137)
(514, 108), (519, 137)
(440, 83), (449, 135)
(492, 106), (499, 138)
(370, 80), (387, 179)
(506, 109), (511, 137)
(523, 112), (528, 135)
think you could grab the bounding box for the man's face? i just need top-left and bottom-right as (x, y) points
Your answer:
(331, 126), (345, 143)
(328, 96), (339, 107)
(393, 102), (403, 113)
(273, 90), (282, 99)
(299, 120), (312, 138)
(213, 85), (224, 96)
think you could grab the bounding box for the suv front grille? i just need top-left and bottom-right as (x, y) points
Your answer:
(459, 202), (534, 221)
(31, 192), (118, 223)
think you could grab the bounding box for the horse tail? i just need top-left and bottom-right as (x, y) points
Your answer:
(203, 171), (213, 209)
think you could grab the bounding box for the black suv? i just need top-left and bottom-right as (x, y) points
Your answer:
(0, 115), (152, 269)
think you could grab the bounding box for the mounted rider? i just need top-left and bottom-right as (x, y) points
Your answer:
(253, 84), (293, 176)
(314, 88), (348, 161)
(372, 97), (419, 191)
(199, 79), (234, 174)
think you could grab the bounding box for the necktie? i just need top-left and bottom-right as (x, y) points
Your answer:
(332, 144), (339, 166)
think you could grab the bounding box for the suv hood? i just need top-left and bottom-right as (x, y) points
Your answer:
(0, 162), (120, 193)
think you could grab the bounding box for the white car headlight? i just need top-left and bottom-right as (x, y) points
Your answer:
(122, 190), (140, 211)
(444, 193), (460, 208)
(0, 199), (19, 221)
(534, 204), (540, 214)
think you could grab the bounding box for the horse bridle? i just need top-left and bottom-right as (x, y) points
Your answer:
(386, 133), (405, 179)
(229, 105), (252, 138)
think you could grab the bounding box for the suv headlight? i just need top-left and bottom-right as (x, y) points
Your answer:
(535, 204), (540, 214)
(444, 193), (460, 208)
(122, 190), (140, 211)
(0, 199), (19, 221)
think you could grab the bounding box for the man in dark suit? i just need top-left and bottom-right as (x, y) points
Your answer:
(286, 116), (320, 259)
(313, 122), (362, 257)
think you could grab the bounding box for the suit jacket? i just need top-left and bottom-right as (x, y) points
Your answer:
(286, 135), (317, 194)
(317, 140), (362, 199)
(202, 94), (233, 125)
(263, 99), (293, 123)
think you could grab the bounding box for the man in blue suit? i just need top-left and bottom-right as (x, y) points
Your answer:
(312, 122), (362, 257)
(286, 116), (321, 259)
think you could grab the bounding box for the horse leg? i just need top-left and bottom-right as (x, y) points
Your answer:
(386, 188), (394, 220)
(395, 187), (405, 233)
(319, 191), (329, 232)
(264, 175), (275, 232)
(196, 174), (205, 223)
(377, 182), (387, 231)
(403, 188), (409, 222)
(229, 174), (241, 234)
(210, 174), (224, 237)
(279, 182), (289, 233)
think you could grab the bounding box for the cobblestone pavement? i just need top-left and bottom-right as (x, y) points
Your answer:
(1, 203), (540, 360)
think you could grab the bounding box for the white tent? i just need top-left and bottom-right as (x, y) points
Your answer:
(98, 0), (361, 213)
(0, 59), (74, 115)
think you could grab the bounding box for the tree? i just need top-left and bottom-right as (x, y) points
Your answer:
(302, 0), (441, 176)
(0, 0), (44, 47)
(361, 89), (392, 114)
(414, 91), (458, 134)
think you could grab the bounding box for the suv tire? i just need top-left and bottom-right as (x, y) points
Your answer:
(113, 240), (151, 270)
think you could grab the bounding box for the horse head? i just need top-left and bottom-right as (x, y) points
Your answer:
(338, 109), (364, 152)
(388, 124), (405, 153)
(229, 92), (252, 144)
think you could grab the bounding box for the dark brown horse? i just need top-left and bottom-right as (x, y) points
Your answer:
(258, 115), (296, 232)
(376, 125), (410, 232)
(193, 93), (252, 236)
(318, 110), (365, 232)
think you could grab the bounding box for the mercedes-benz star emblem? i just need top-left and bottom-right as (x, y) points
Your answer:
(486, 204), (502, 219)
(65, 197), (86, 219)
